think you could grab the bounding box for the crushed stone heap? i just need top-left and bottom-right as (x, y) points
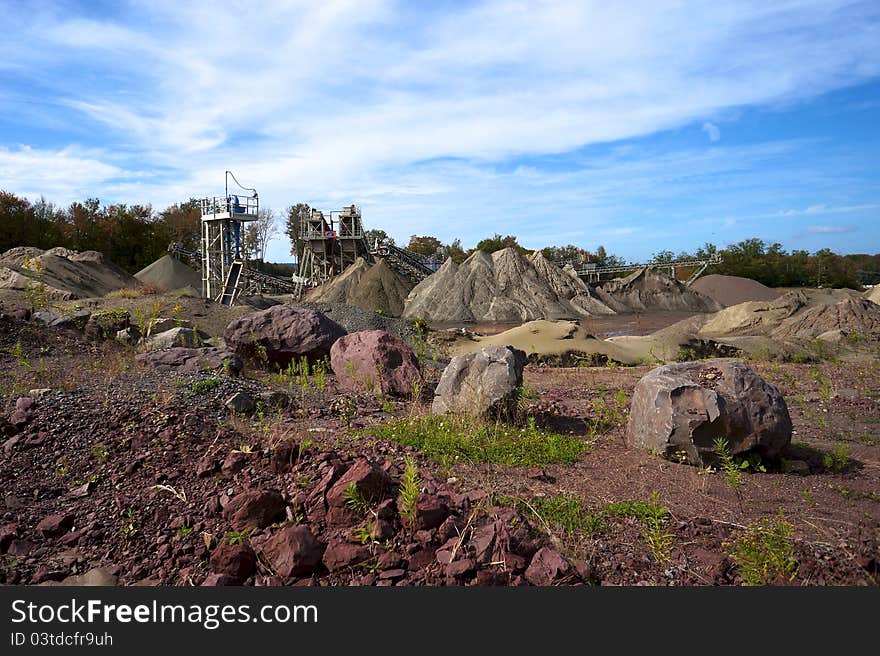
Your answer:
(402, 248), (614, 323)
(593, 267), (723, 313)
(305, 258), (414, 317)
(0, 247), (136, 299)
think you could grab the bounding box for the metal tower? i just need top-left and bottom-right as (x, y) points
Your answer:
(296, 204), (370, 293)
(199, 171), (259, 305)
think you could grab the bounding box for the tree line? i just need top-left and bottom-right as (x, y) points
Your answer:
(0, 191), (279, 275)
(3, 190), (875, 289)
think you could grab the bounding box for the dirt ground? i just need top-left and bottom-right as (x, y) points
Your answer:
(1, 301), (877, 586)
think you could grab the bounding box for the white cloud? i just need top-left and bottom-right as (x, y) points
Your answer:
(702, 122), (721, 142)
(0, 0), (878, 261)
(780, 203), (880, 216)
(807, 225), (856, 234)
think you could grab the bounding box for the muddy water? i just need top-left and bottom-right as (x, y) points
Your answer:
(431, 311), (705, 338)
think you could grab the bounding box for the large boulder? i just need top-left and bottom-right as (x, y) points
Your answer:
(224, 305), (345, 367)
(330, 330), (422, 396)
(625, 359), (791, 466)
(135, 347), (242, 375)
(222, 490), (287, 531)
(144, 326), (211, 351)
(260, 525), (325, 579)
(432, 345), (526, 418)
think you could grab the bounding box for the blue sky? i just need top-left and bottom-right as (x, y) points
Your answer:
(1, 0), (878, 263)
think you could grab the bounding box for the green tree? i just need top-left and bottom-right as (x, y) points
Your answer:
(407, 235), (443, 256)
(285, 203), (311, 265)
(365, 229), (394, 248)
(475, 233), (528, 254)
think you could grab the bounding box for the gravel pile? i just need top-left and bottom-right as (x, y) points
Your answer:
(299, 301), (419, 345)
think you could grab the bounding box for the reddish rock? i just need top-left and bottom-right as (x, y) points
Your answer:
(471, 522), (497, 564)
(224, 305), (345, 367)
(370, 519), (395, 542)
(221, 451), (248, 478)
(201, 573), (241, 586)
(524, 547), (573, 586)
(413, 494), (449, 530)
(9, 410), (30, 428)
(7, 539), (34, 557)
(209, 543), (257, 581)
(0, 523), (19, 552)
(446, 558), (476, 579)
(36, 514), (74, 538)
(68, 482), (94, 499)
(261, 525), (325, 579)
(330, 330), (423, 396)
(322, 539), (372, 572)
(196, 456), (219, 478)
(135, 347), (243, 375)
(31, 567), (69, 584)
(626, 359), (792, 466)
(15, 397), (35, 413)
(270, 441), (300, 474)
(223, 490), (286, 531)
(326, 459), (394, 508)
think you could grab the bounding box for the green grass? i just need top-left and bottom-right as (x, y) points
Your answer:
(501, 493), (670, 541)
(363, 415), (590, 466)
(724, 516), (798, 586)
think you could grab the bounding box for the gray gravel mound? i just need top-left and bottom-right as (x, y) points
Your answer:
(299, 301), (418, 345)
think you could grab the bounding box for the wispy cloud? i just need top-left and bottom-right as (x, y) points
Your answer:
(702, 122), (721, 142)
(807, 225), (857, 234)
(779, 203), (880, 216)
(0, 1), (877, 261)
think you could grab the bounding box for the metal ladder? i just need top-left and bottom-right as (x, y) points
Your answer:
(219, 260), (244, 306)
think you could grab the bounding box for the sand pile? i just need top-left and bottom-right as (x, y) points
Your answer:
(770, 297), (880, 341)
(696, 291), (807, 337)
(594, 267), (723, 313)
(135, 254), (201, 292)
(305, 258), (414, 317)
(863, 286), (880, 306)
(0, 247), (136, 299)
(402, 248), (613, 323)
(690, 274), (779, 307)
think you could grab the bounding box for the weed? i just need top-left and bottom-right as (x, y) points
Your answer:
(639, 492), (674, 565)
(224, 528), (252, 545)
(363, 415), (590, 467)
(724, 515), (798, 586)
(713, 437), (742, 489)
(177, 525), (193, 537)
(191, 377), (221, 394)
(120, 508), (137, 540)
(822, 443), (850, 473)
(353, 523), (374, 545)
(343, 483), (372, 515)
(149, 484), (187, 503)
(800, 490), (816, 506)
(399, 455), (421, 524)
(91, 443), (110, 462)
(22, 257), (49, 311)
(10, 341), (31, 369)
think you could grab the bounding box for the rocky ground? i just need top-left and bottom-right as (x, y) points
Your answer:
(1, 305), (878, 587)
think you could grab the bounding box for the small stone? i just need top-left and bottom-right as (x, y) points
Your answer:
(225, 391), (256, 414)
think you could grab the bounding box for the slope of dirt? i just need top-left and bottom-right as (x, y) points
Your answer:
(696, 291), (808, 337)
(0, 247), (136, 299)
(404, 248), (615, 323)
(305, 258), (414, 317)
(864, 286), (880, 306)
(691, 274), (780, 307)
(350, 259), (415, 317)
(594, 267), (723, 313)
(771, 297), (880, 341)
(135, 254), (201, 292)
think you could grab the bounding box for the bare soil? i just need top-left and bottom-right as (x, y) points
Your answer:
(1, 308), (877, 586)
